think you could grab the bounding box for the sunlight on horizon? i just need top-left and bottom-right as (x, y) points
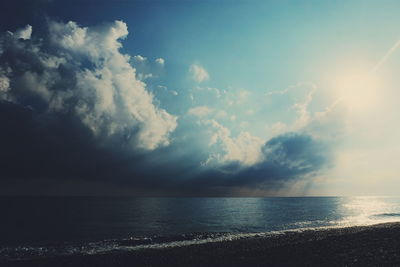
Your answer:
(339, 196), (400, 226)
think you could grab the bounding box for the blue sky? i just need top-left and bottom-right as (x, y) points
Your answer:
(1, 0), (400, 196)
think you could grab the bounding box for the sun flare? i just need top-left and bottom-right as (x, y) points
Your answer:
(332, 69), (381, 111)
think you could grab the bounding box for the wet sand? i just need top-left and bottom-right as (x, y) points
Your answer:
(4, 222), (400, 266)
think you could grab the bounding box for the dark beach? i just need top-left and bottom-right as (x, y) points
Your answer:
(4, 222), (400, 267)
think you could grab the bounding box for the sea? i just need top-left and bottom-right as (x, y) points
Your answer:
(1, 196), (400, 261)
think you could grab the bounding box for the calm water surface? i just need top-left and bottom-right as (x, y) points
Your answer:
(1, 196), (400, 260)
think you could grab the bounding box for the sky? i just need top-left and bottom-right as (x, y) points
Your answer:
(0, 0), (400, 196)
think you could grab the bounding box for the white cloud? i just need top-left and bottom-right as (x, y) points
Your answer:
(155, 58), (165, 65)
(133, 55), (146, 62)
(14, 25), (32, 40)
(292, 88), (315, 130)
(266, 82), (315, 97)
(203, 120), (264, 166)
(19, 71), (52, 101)
(0, 75), (10, 93)
(157, 85), (177, 95)
(270, 121), (288, 136)
(266, 82), (346, 141)
(234, 89), (251, 104)
(188, 106), (214, 118)
(238, 89), (250, 99)
(137, 73), (154, 80)
(206, 87), (222, 98)
(264, 83), (317, 137)
(246, 109), (255, 115)
(1, 21), (177, 150)
(303, 99), (348, 140)
(266, 88), (289, 96)
(49, 21), (130, 60)
(216, 110), (227, 119)
(189, 63), (209, 83)
(188, 106), (229, 120)
(239, 121), (249, 129)
(191, 86), (223, 100)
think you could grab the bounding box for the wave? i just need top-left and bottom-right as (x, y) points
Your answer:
(0, 230), (312, 261)
(372, 213), (400, 217)
(2, 216), (400, 262)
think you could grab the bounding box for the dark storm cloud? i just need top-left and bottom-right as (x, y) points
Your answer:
(240, 133), (331, 183)
(187, 133), (332, 193)
(0, 21), (334, 196)
(259, 133), (330, 178)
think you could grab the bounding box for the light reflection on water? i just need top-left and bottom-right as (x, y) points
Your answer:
(2, 196), (400, 261)
(1, 196), (400, 245)
(337, 196), (400, 226)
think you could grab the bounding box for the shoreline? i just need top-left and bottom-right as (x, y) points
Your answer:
(4, 222), (400, 266)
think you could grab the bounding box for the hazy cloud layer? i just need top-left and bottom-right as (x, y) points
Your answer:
(189, 63), (209, 83)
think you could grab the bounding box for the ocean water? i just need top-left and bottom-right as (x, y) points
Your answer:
(1, 196), (400, 261)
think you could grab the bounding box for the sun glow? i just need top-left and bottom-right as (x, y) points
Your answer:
(332, 69), (382, 111)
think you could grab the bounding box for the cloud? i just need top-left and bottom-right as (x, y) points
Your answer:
(261, 133), (329, 175)
(202, 119), (264, 167)
(269, 122), (288, 136)
(216, 110), (227, 118)
(12, 24), (32, 40)
(133, 55), (146, 62)
(303, 99), (348, 140)
(188, 105), (214, 117)
(175, 130), (334, 197)
(198, 132), (332, 190)
(0, 20), (340, 196)
(237, 89), (250, 99)
(189, 63), (209, 83)
(155, 58), (164, 65)
(137, 73), (154, 80)
(265, 82), (345, 140)
(266, 88), (289, 96)
(0, 21), (177, 150)
(292, 88), (315, 130)
(266, 82), (315, 97)
(0, 75), (10, 92)
(187, 105), (229, 124)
